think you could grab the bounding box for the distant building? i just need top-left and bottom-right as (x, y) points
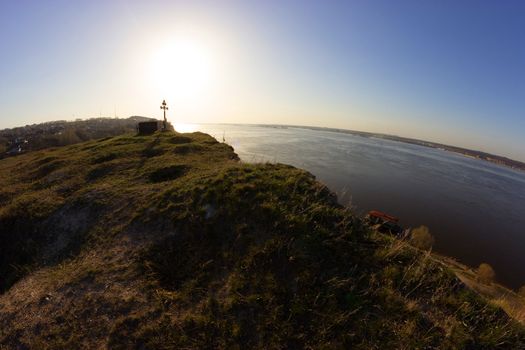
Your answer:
(137, 121), (159, 135)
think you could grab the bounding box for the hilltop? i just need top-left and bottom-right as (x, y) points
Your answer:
(0, 117), (168, 158)
(0, 131), (524, 349)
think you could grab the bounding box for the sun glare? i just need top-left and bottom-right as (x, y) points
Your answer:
(173, 123), (199, 133)
(150, 37), (216, 104)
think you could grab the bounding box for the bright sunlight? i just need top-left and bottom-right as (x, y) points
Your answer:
(150, 37), (217, 105)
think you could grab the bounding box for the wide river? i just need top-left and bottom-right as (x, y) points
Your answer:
(179, 123), (525, 289)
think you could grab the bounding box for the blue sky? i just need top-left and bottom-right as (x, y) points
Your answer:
(0, 1), (524, 160)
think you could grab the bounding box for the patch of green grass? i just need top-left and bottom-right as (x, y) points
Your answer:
(170, 135), (193, 144)
(91, 152), (119, 164)
(149, 164), (189, 183)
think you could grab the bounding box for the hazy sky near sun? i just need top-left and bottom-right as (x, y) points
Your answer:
(0, 1), (524, 160)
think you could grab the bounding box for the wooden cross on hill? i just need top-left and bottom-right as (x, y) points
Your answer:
(160, 100), (168, 131)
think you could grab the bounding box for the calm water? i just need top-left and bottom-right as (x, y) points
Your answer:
(181, 124), (525, 289)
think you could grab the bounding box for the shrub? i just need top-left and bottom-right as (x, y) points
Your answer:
(409, 225), (434, 250)
(477, 263), (496, 283)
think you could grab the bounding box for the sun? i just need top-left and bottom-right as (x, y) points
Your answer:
(150, 37), (216, 104)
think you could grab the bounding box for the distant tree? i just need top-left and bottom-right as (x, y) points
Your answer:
(409, 225), (434, 250)
(0, 138), (7, 154)
(56, 129), (82, 146)
(75, 129), (89, 141)
(477, 263), (496, 283)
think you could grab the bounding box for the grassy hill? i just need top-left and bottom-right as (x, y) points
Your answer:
(0, 117), (169, 158)
(0, 131), (524, 349)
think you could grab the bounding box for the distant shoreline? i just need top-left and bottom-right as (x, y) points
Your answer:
(209, 123), (525, 173)
(2, 119), (524, 172)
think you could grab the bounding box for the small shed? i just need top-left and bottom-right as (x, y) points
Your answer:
(137, 121), (159, 135)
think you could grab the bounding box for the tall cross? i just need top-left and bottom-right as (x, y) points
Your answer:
(160, 100), (168, 131)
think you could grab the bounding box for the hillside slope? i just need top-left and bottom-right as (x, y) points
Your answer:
(0, 132), (524, 349)
(0, 117), (167, 157)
